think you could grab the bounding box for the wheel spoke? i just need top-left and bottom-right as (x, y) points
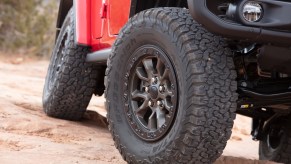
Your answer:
(136, 67), (148, 81)
(141, 81), (150, 90)
(148, 112), (157, 130)
(161, 68), (170, 81)
(164, 81), (174, 97)
(166, 90), (174, 97)
(164, 100), (172, 112)
(131, 90), (147, 100)
(142, 59), (155, 78)
(135, 99), (149, 117)
(156, 109), (166, 128)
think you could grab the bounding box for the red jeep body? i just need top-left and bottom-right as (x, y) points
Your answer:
(74, 0), (130, 51)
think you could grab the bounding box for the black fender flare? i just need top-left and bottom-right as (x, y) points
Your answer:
(55, 0), (73, 40)
(187, 0), (291, 46)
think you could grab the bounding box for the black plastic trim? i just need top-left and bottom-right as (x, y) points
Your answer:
(55, 0), (73, 42)
(56, 0), (73, 29)
(240, 88), (291, 100)
(86, 48), (111, 64)
(238, 87), (291, 110)
(236, 108), (272, 119)
(129, 0), (138, 17)
(187, 0), (291, 46)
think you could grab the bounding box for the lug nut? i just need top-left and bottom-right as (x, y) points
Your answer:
(157, 100), (164, 108)
(148, 100), (154, 107)
(159, 85), (165, 93)
(145, 86), (149, 93)
(151, 77), (158, 84)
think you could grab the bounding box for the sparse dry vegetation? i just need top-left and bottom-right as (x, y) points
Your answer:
(0, 0), (58, 57)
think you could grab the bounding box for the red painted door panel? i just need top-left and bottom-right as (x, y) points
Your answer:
(75, 0), (91, 45)
(91, 0), (105, 39)
(75, 0), (131, 49)
(108, 0), (131, 35)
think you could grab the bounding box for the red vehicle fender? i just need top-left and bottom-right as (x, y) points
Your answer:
(75, 0), (131, 51)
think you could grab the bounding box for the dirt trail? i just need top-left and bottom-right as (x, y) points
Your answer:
(0, 59), (277, 164)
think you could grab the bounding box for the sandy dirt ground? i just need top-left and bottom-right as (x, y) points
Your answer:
(0, 58), (278, 164)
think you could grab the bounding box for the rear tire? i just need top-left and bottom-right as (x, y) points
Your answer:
(43, 9), (98, 121)
(105, 8), (238, 163)
(259, 119), (291, 163)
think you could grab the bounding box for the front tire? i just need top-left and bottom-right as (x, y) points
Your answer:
(105, 8), (238, 163)
(43, 9), (98, 121)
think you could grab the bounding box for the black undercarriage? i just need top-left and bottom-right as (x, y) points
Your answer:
(187, 0), (291, 141)
(231, 43), (291, 140)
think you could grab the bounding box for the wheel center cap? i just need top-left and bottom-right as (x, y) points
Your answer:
(149, 86), (158, 99)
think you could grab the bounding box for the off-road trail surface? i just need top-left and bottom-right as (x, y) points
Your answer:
(0, 58), (278, 164)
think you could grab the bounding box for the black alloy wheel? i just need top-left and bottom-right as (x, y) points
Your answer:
(128, 46), (178, 141)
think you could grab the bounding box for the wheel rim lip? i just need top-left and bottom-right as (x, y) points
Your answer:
(48, 33), (68, 91)
(125, 45), (178, 142)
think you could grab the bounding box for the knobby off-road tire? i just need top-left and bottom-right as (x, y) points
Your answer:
(43, 9), (98, 121)
(259, 119), (291, 163)
(105, 8), (238, 163)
